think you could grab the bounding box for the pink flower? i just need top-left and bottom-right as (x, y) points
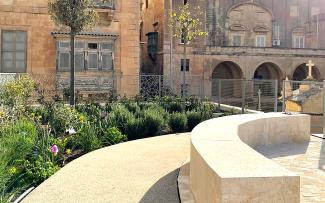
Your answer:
(50, 144), (59, 156)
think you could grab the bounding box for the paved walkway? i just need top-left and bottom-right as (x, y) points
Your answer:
(22, 134), (190, 203)
(256, 136), (325, 202)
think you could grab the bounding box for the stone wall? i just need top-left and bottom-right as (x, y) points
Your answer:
(0, 0), (140, 96)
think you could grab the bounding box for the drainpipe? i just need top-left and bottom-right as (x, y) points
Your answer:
(169, 0), (173, 89)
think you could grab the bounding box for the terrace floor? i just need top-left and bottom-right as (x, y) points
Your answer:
(256, 136), (325, 202)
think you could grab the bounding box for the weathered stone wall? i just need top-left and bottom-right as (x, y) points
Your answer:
(0, 0), (140, 96)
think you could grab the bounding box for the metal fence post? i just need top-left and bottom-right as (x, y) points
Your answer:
(158, 75), (162, 97)
(323, 80), (325, 135)
(274, 80), (278, 112)
(282, 80), (286, 112)
(218, 79), (221, 111)
(241, 80), (246, 114)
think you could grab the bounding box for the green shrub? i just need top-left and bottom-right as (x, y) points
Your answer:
(49, 104), (82, 136)
(107, 104), (134, 133)
(0, 75), (36, 111)
(166, 102), (185, 113)
(185, 97), (201, 111)
(124, 102), (140, 113)
(125, 118), (147, 140)
(186, 111), (203, 131)
(142, 108), (165, 137)
(14, 155), (60, 185)
(169, 113), (187, 133)
(0, 120), (37, 164)
(73, 123), (102, 152)
(198, 103), (216, 121)
(101, 127), (127, 145)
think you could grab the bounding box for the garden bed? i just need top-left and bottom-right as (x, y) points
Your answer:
(0, 76), (234, 202)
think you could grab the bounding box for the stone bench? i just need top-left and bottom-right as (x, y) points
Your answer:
(190, 113), (310, 203)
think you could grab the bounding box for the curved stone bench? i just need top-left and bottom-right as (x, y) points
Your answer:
(190, 113), (310, 203)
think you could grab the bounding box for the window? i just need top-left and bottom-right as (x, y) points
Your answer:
(232, 35), (242, 46)
(293, 35), (305, 48)
(1, 31), (27, 73)
(290, 6), (298, 17)
(273, 24), (280, 40)
(255, 35), (266, 47)
(57, 40), (114, 71)
(181, 59), (189, 72)
(311, 7), (320, 17)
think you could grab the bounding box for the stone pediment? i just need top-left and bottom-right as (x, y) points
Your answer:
(254, 25), (270, 32)
(229, 24), (246, 31)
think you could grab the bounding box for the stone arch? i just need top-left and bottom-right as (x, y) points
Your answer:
(211, 61), (243, 97)
(253, 62), (284, 80)
(292, 63), (321, 81)
(212, 61), (243, 79)
(226, 2), (273, 47)
(226, 2), (274, 19)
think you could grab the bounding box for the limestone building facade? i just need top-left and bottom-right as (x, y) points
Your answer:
(141, 0), (325, 97)
(0, 0), (140, 96)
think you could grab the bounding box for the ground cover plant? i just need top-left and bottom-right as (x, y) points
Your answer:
(0, 75), (233, 202)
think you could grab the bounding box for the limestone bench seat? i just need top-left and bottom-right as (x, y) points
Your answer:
(190, 113), (310, 203)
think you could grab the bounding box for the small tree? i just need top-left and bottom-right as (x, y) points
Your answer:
(48, 0), (97, 105)
(169, 4), (207, 97)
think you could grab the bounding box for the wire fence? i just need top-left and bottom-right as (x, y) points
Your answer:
(211, 79), (279, 113)
(0, 74), (278, 111)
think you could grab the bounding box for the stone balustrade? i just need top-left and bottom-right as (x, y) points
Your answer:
(190, 113), (310, 202)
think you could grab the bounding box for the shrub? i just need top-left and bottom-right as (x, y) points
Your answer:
(0, 75), (36, 110)
(14, 155), (60, 185)
(49, 104), (82, 136)
(125, 118), (147, 140)
(124, 102), (140, 114)
(186, 111), (203, 131)
(185, 97), (201, 111)
(142, 108), (165, 137)
(169, 113), (187, 133)
(0, 120), (37, 164)
(73, 123), (102, 152)
(101, 127), (127, 145)
(166, 101), (185, 113)
(198, 103), (216, 121)
(107, 104), (134, 133)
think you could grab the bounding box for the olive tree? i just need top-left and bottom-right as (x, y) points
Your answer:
(48, 0), (97, 105)
(169, 3), (207, 96)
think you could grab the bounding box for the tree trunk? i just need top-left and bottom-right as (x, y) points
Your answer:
(70, 33), (75, 106)
(182, 42), (187, 97)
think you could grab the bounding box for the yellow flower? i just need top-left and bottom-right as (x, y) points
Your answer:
(9, 167), (17, 175)
(79, 115), (85, 123)
(66, 149), (72, 155)
(0, 111), (5, 118)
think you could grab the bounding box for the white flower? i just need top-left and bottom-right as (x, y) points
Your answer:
(66, 127), (76, 135)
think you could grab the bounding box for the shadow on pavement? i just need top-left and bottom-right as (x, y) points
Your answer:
(140, 169), (181, 203)
(255, 142), (309, 159)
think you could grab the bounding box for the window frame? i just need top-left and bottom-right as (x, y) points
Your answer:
(231, 34), (242, 46)
(292, 35), (305, 49)
(255, 35), (266, 47)
(1, 30), (27, 73)
(56, 39), (115, 72)
(180, 59), (190, 72)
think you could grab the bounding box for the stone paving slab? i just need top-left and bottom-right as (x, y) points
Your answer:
(22, 134), (190, 203)
(256, 136), (325, 203)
